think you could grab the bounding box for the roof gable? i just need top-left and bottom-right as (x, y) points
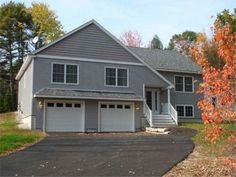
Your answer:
(30, 20), (173, 87)
(34, 20), (141, 63)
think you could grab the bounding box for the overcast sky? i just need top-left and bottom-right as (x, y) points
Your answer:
(4, 0), (236, 47)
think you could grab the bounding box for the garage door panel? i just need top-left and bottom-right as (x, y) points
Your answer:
(46, 102), (84, 132)
(100, 103), (134, 132)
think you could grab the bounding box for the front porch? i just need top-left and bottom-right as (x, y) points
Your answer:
(144, 86), (178, 127)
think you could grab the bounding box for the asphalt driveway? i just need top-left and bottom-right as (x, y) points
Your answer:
(0, 128), (196, 177)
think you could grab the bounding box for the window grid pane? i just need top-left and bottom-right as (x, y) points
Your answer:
(185, 106), (193, 117)
(117, 69), (127, 86)
(53, 64), (64, 83)
(185, 77), (193, 92)
(106, 68), (116, 86)
(176, 106), (184, 117)
(66, 65), (78, 84)
(175, 76), (183, 91)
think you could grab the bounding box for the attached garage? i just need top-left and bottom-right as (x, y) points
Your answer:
(99, 102), (135, 132)
(45, 101), (85, 132)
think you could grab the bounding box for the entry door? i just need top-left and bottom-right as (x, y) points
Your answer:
(145, 89), (160, 115)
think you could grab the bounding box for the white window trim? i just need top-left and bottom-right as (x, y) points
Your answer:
(51, 62), (79, 85)
(174, 75), (194, 93)
(104, 66), (129, 88)
(175, 104), (194, 118)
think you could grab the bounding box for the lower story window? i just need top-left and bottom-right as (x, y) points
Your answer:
(176, 105), (194, 118)
(185, 106), (193, 117)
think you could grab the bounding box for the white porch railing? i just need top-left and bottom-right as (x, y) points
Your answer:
(144, 103), (152, 127)
(168, 103), (178, 125)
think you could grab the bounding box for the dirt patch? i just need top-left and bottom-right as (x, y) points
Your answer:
(163, 145), (236, 177)
(167, 127), (198, 137)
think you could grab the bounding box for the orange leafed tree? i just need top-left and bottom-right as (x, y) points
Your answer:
(119, 30), (142, 47)
(192, 10), (236, 144)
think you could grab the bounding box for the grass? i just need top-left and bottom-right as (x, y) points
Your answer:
(0, 112), (44, 156)
(180, 122), (235, 152)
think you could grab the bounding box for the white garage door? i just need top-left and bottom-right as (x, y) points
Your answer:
(46, 101), (84, 132)
(99, 102), (134, 132)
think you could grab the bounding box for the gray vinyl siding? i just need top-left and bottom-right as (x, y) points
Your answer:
(85, 100), (98, 131)
(39, 24), (141, 63)
(18, 60), (34, 122)
(32, 57), (168, 95)
(158, 71), (203, 119)
(32, 57), (168, 130)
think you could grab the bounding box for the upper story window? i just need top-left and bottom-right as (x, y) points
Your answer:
(175, 76), (193, 92)
(105, 67), (128, 87)
(52, 63), (78, 84)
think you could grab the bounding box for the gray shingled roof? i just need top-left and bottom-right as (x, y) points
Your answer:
(129, 47), (201, 74)
(34, 88), (144, 101)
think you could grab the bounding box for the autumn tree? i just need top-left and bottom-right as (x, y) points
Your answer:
(119, 30), (142, 47)
(30, 2), (64, 48)
(168, 30), (198, 56)
(150, 34), (163, 49)
(192, 9), (236, 145)
(0, 1), (64, 112)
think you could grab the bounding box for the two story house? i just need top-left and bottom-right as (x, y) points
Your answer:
(16, 20), (202, 132)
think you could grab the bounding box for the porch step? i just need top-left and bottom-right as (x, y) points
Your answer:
(151, 114), (176, 128)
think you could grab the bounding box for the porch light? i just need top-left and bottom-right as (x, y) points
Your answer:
(38, 101), (43, 109)
(135, 104), (140, 110)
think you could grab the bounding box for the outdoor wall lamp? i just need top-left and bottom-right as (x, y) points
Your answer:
(38, 101), (43, 109)
(135, 103), (140, 110)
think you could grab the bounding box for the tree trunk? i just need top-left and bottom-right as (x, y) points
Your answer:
(8, 47), (15, 111)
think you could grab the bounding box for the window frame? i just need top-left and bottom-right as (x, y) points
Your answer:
(174, 75), (194, 93)
(51, 62), (79, 85)
(104, 66), (129, 87)
(175, 104), (194, 118)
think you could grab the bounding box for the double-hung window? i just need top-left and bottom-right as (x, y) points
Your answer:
(105, 67), (128, 87)
(176, 105), (194, 118)
(175, 76), (193, 92)
(52, 63), (78, 84)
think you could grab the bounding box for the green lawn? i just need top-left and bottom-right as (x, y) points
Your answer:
(180, 122), (235, 153)
(0, 112), (44, 156)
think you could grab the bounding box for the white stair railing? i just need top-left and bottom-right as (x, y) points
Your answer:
(168, 103), (178, 125)
(144, 103), (152, 127)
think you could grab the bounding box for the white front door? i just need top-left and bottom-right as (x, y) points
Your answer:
(145, 89), (160, 115)
(99, 102), (134, 132)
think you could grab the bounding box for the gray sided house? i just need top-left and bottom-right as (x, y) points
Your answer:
(16, 20), (202, 132)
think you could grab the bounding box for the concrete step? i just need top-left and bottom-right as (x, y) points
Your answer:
(152, 115), (171, 119)
(152, 124), (177, 128)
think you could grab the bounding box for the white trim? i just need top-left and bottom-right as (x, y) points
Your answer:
(15, 55), (36, 80)
(51, 62), (79, 85)
(37, 54), (144, 66)
(104, 66), (129, 87)
(43, 99), (85, 132)
(98, 101), (135, 132)
(34, 94), (144, 101)
(175, 104), (194, 118)
(156, 68), (201, 74)
(43, 99), (46, 131)
(174, 75), (194, 93)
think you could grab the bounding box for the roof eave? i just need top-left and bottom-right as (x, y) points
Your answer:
(34, 94), (145, 101)
(15, 54), (36, 80)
